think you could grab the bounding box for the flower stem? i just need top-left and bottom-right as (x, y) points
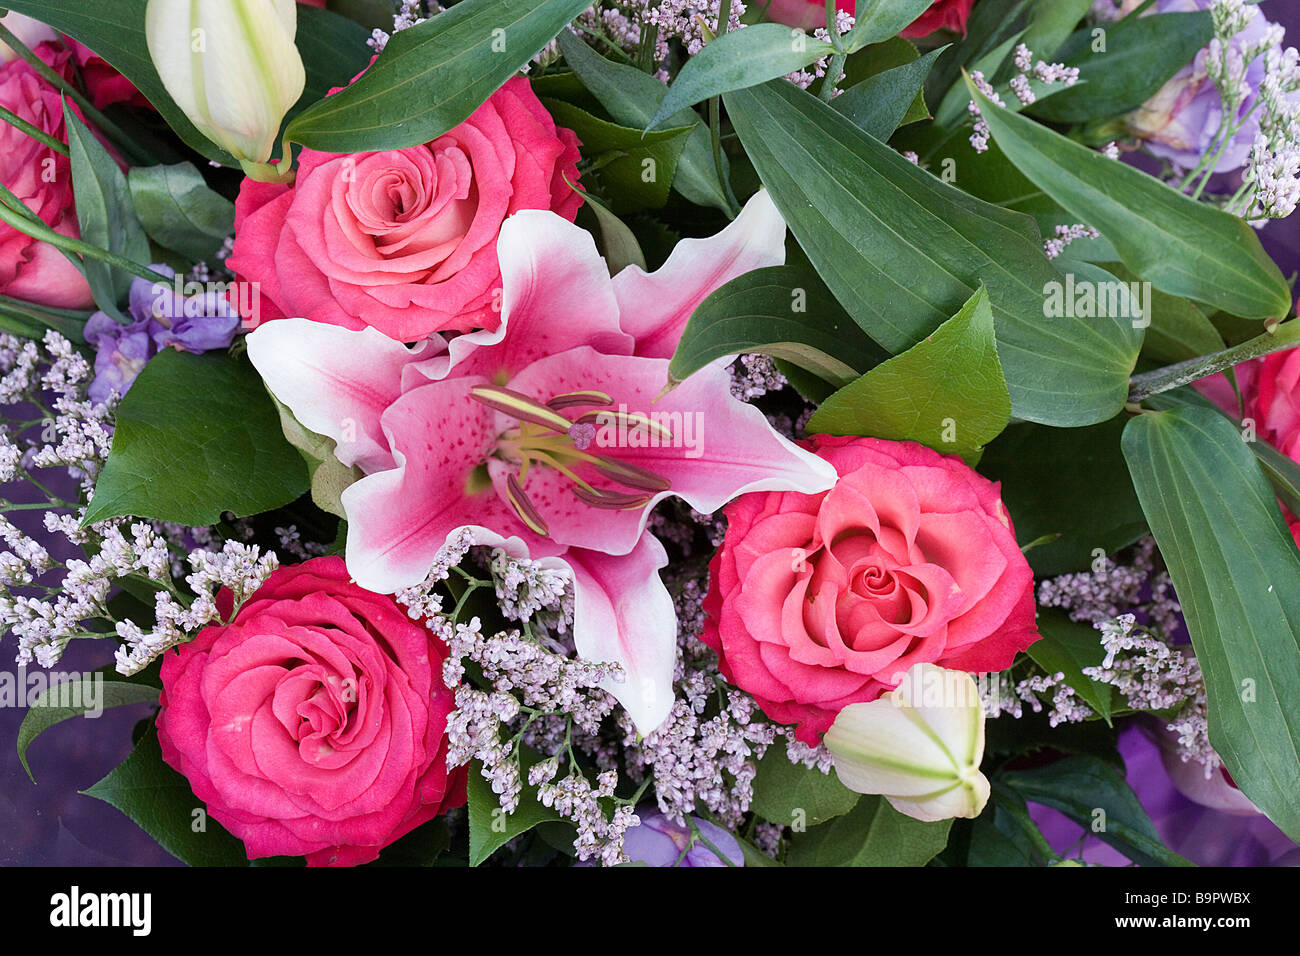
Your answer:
(1128, 319), (1300, 403)
(0, 104), (70, 155)
(0, 195), (171, 286)
(707, 0), (741, 218)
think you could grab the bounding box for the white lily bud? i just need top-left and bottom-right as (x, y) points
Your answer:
(824, 663), (990, 823)
(145, 0), (305, 169)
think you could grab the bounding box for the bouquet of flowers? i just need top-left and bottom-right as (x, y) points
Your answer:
(3, 0), (1299, 870)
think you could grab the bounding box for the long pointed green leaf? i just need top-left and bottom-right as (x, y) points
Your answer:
(557, 29), (731, 212)
(648, 24), (833, 130)
(1122, 406), (1300, 842)
(806, 284), (1011, 459)
(971, 82), (1291, 320)
(285, 0), (591, 152)
(64, 102), (151, 319)
(724, 79), (1141, 427)
(668, 264), (888, 388)
(846, 0), (940, 51)
(2, 0), (371, 165)
(832, 45), (946, 141)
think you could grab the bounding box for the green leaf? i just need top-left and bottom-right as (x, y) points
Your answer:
(64, 101), (150, 317)
(785, 794), (952, 866)
(1021, 0), (1094, 61)
(1028, 611), (1116, 724)
(806, 285), (1011, 459)
(285, 0), (591, 153)
(724, 79), (1141, 428)
(978, 416), (1146, 576)
(1029, 10), (1213, 124)
(966, 785), (1061, 866)
(832, 45), (947, 141)
(668, 263), (887, 389)
(1252, 439), (1300, 520)
(17, 674), (160, 781)
(971, 81), (1291, 320)
(2, 1), (371, 165)
(83, 726), (252, 866)
(466, 758), (562, 866)
(269, 393), (361, 521)
(750, 746), (861, 828)
(540, 99), (692, 213)
(737, 837), (782, 866)
(1000, 755), (1193, 866)
(576, 191), (646, 275)
(0, 294), (90, 344)
(648, 24), (833, 130)
(127, 163), (236, 262)
(85, 350), (309, 525)
(1121, 406), (1300, 843)
(846, 0), (940, 51)
(557, 29), (731, 213)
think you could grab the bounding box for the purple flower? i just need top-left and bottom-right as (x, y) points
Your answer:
(621, 808), (745, 867)
(1127, 0), (1281, 174)
(84, 265), (241, 405)
(1030, 723), (1300, 866)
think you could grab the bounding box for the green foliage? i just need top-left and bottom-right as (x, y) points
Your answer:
(806, 285), (1011, 461)
(1123, 407), (1300, 843)
(85, 350), (309, 526)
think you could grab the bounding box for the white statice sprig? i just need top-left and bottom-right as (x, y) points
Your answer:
(967, 47), (1080, 153)
(0, 331), (276, 674)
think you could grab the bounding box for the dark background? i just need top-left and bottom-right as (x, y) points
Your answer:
(3, 1), (1299, 867)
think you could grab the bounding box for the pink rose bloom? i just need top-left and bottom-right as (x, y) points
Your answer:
(702, 434), (1040, 744)
(156, 556), (466, 866)
(0, 49), (93, 309)
(764, 0), (974, 37)
(227, 76), (582, 341)
(62, 38), (150, 110)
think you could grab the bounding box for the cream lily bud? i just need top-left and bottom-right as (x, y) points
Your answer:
(145, 0), (305, 170)
(824, 663), (990, 823)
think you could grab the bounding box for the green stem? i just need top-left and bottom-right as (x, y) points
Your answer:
(819, 52), (847, 102)
(1129, 320), (1300, 403)
(706, 0), (740, 218)
(1191, 100), (1260, 200)
(0, 196), (170, 286)
(0, 21), (152, 167)
(0, 104), (70, 155)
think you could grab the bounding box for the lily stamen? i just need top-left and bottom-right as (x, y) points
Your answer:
(547, 390), (614, 410)
(573, 486), (653, 510)
(470, 385), (574, 433)
(505, 473), (549, 536)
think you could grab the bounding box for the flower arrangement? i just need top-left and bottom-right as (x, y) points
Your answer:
(2, 0), (1299, 872)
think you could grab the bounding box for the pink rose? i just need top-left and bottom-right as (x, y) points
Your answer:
(63, 38), (150, 110)
(702, 434), (1039, 744)
(0, 49), (93, 309)
(156, 556), (466, 866)
(764, 0), (975, 37)
(227, 76), (582, 341)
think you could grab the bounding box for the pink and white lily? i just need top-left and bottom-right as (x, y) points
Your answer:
(246, 191), (837, 733)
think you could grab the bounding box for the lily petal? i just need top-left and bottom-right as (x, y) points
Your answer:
(611, 189), (787, 359)
(410, 209), (633, 384)
(565, 535), (677, 735)
(503, 348), (837, 555)
(340, 377), (564, 593)
(247, 318), (441, 473)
